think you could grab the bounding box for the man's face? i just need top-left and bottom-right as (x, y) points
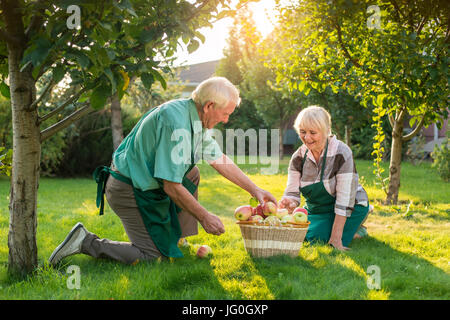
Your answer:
(202, 101), (236, 129)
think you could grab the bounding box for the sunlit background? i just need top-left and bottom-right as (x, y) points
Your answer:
(174, 0), (277, 66)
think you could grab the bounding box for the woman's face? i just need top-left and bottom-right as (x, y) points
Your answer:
(299, 127), (326, 153)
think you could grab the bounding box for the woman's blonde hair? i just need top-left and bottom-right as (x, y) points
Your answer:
(192, 76), (241, 110)
(294, 105), (332, 137)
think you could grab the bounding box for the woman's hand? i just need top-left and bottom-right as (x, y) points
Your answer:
(328, 214), (350, 251)
(278, 197), (298, 214)
(328, 239), (350, 251)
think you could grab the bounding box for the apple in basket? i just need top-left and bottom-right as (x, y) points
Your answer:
(293, 207), (308, 215)
(235, 205), (253, 221)
(275, 208), (289, 219)
(263, 201), (278, 216)
(253, 203), (266, 218)
(264, 215), (281, 225)
(293, 211), (308, 223)
(249, 215), (264, 222)
(281, 214), (295, 223)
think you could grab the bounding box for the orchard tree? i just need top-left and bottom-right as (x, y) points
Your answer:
(275, 0), (449, 204)
(0, 0), (241, 275)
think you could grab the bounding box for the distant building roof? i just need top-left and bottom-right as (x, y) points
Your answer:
(178, 60), (220, 85)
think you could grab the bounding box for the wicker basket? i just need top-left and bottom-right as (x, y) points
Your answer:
(237, 220), (310, 258)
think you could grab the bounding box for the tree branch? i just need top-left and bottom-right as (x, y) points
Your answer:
(30, 79), (55, 111)
(40, 103), (94, 142)
(38, 87), (89, 124)
(388, 113), (395, 128)
(334, 21), (361, 68)
(24, 0), (46, 37)
(403, 114), (426, 142)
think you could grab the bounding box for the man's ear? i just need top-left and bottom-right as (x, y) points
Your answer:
(203, 101), (214, 113)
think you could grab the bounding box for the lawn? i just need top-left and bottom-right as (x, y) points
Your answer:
(0, 158), (449, 300)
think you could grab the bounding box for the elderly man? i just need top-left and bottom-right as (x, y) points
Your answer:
(49, 77), (276, 265)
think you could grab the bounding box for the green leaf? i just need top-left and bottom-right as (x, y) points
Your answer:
(90, 84), (111, 110)
(0, 81), (10, 99)
(141, 73), (154, 90)
(66, 51), (91, 69)
(103, 68), (117, 94)
(150, 69), (166, 90)
(249, 197), (258, 207)
(298, 81), (306, 92)
(187, 40), (199, 54)
(52, 65), (65, 83)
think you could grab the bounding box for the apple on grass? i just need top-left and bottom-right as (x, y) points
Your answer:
(263, 201), (278, 216)
(196, 245), (212, 258)
(235, 205), (253, 221)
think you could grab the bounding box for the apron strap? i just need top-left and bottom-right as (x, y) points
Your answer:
(93, 166), (132, 215)
(301, 138), (329, 182)
(320, 138), (329, 182)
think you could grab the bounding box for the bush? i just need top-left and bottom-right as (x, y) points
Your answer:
(431, 129), (450, 182)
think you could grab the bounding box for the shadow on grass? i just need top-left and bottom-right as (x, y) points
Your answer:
(249, 236), (450, 300)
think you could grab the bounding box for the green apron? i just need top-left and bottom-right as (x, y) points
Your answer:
(93, 108), (198, 258)
(300, 140), (369, 247)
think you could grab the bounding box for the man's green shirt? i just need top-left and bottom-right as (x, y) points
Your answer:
(113, 98), (223, 191)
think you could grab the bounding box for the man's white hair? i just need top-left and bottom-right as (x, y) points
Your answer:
(191, 76), (241, 109)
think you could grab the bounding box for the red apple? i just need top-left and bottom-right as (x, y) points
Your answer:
(196, 245), (212, 258)
(293, 207), (308, 215)
(263, 201), (278, 216)
(253, 203), (266, 218)
(234, 205), (253, 221)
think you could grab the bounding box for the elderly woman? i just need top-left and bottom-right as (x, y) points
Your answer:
(279, 106), (370, 250)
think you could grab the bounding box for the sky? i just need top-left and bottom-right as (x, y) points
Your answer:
(174, 0), (278, 66)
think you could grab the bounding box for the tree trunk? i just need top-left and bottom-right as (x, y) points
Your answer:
(345, 125), (351, 147)
(110, 93), (124, 151)
(7, 44), (40, 275)
(386, 115), (404, 205)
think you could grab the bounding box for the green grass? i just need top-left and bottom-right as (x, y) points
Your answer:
(0, 158), (449, 299)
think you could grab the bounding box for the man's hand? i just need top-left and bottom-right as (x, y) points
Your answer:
(252, 187), (277, 206)
(199, 212), (225, 236)
(163, 180), (225, 235)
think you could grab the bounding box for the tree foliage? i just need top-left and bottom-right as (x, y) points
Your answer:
(273, 0), (449, 203)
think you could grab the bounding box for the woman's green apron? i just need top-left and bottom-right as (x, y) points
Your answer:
(300, 140), (369, 247)
(93, 108), (197, 258)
